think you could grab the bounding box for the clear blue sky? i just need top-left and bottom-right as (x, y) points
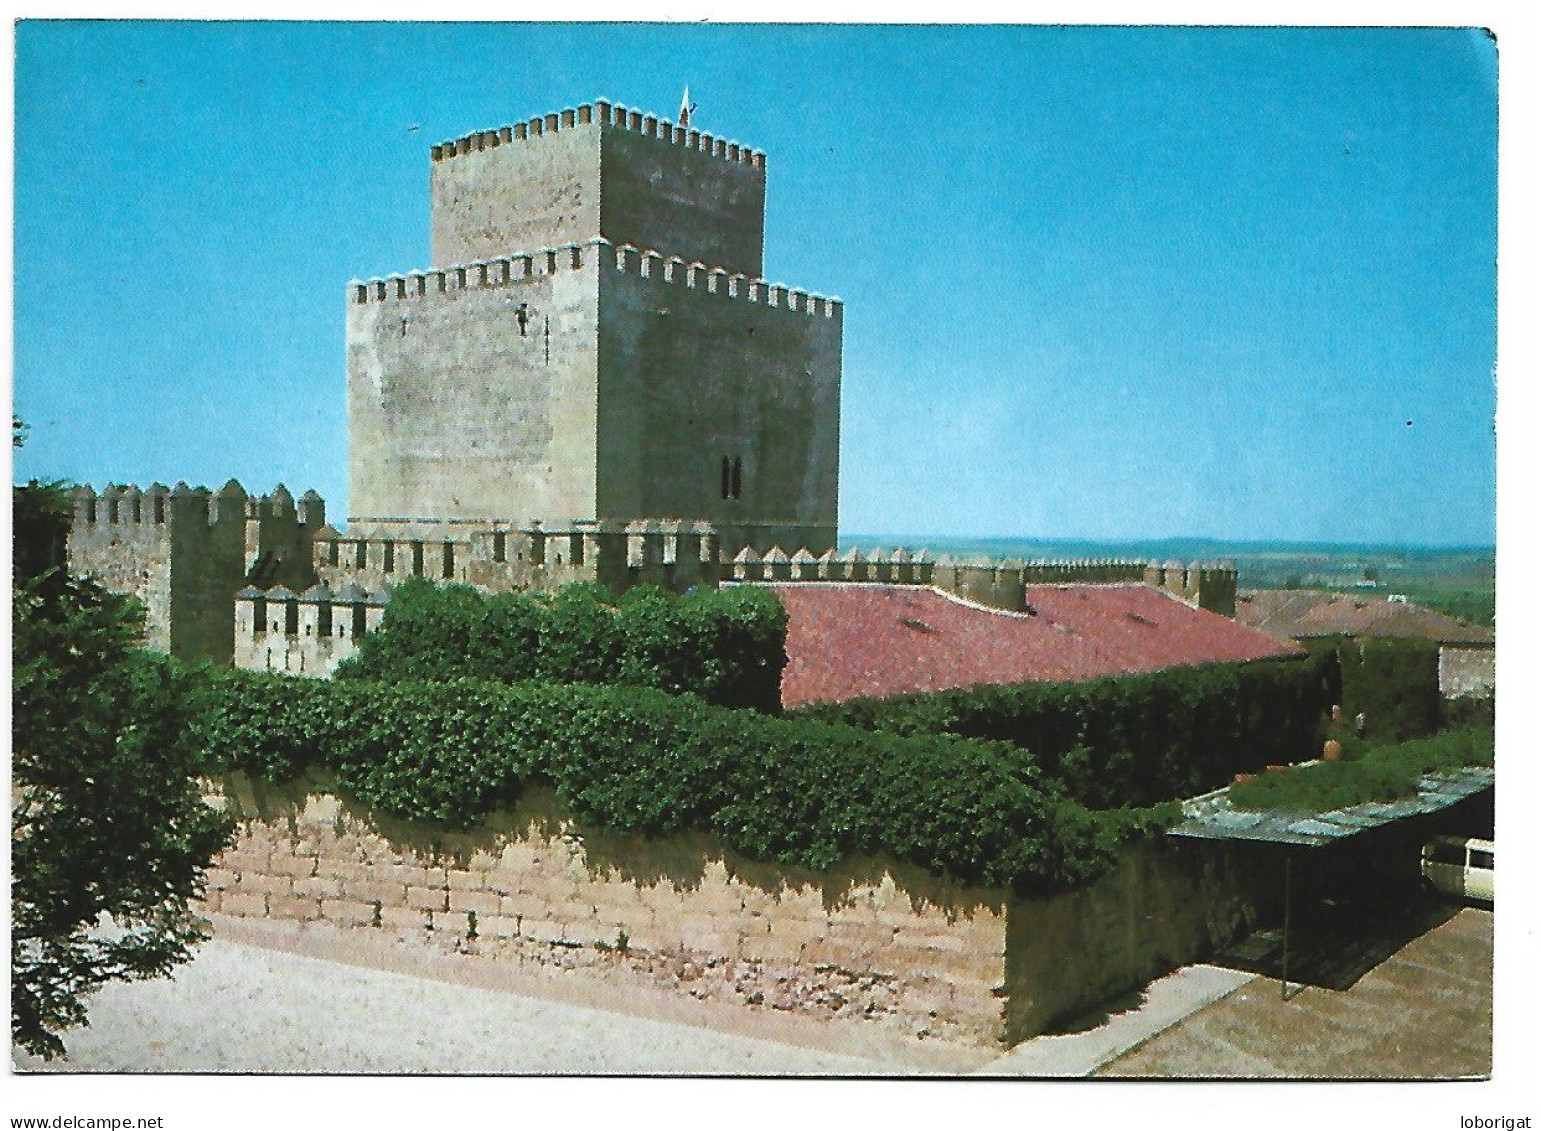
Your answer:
(12, 22), (1498, 545)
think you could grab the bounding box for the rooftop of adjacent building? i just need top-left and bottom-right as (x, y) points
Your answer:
(765, 582), (1301, 709)
(1232, 588), (1494, 646)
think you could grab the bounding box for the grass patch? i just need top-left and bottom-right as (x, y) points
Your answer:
(1228, 726), (1493, 814)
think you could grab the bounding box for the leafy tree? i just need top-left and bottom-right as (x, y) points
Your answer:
(11, 480), (233, 1060)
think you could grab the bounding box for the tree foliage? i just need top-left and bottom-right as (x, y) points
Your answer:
(11, 482), (233, 1060)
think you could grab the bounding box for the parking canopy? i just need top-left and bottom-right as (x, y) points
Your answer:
(1168, 767), (1495, 848)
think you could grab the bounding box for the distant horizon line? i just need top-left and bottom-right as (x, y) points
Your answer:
(840, 533), (1497, 554)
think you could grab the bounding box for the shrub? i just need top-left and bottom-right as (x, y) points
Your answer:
(1228, 726), (1494, 814)
(793, 654), (1336, 807)
(185, 668), (1173, 895)
(336, 578), (787, 713)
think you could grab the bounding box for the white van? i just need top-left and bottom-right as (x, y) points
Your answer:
(1420, 836), (1494, 904)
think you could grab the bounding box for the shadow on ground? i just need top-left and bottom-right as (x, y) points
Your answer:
(1046, 988), (1150, 1035)
(1211, 885), (1462, 991)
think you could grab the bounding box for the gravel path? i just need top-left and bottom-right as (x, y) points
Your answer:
(12, 937), (924, 1075)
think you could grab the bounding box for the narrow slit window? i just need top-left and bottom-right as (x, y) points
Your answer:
(412, 541), (425, 575)
(493, 532), (507, 563)
(383, 541), (395, 573)
(352, 603), (367, 638)
(731, 457), (743, 500)
(284, 599), (299, 637)
(442, 542), (455, 579)
(721, 457), (732, 500)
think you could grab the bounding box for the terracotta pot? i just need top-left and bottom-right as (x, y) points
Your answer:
(1323, 739), (1343, 762)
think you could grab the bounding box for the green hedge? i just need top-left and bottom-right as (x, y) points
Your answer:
(182, 665), (1175, 895)
(336, 579), (788, 714)
(1302, 636), (1443, 744)
(792, 655), (1336, 807)
(1228, 726), (1494, 814)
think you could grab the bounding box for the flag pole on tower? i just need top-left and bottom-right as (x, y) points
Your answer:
(679, 86), (697, 127)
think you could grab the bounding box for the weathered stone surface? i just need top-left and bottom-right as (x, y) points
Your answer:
(268, 896), (323, 922)
(236, 872), (293, 897)
(319, 899), (378, 927)
(447, 889), (502, 916)
(268, 854), (319, 879)
(291, 875), (346, 900)
(200, 780), (1272, 1050)
(405, 885), (448, 912)
(221, 892), (267, 917)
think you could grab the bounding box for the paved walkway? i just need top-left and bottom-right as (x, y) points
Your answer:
(974, 964), (1255, 1076)
(1097, 908), (1493, 1078)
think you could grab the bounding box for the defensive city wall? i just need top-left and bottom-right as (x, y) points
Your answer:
(200, 774), (1274, 1047)
(64, 480), (1238, 675)
(65, 481), (323, 665)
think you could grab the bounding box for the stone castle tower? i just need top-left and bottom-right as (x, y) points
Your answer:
(347, 99), (844, 557)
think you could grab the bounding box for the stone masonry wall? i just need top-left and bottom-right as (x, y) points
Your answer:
(429, 101), (767, 277)
(199, 774), (1271, 1047)
(66, 506), (173, 654)
(597, 247), (842, 556)
(201, 774), (1010, 1045)
(346, 253), (601, 527)
(1439, 644), (1495, 699)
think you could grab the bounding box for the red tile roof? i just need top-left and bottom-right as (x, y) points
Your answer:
(768, 583), (1303, 709)
(1233, 589), (1494, 645)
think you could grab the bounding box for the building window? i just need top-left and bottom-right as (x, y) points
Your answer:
(383, 541), (395, 573)
(493, 531), (507, 563)
(412, 541), (425, 575)
(352, 603), (367, 638)
(442, 542), (455, 579)
(284, 599), (299, 637)
(721, 457), (732, 500)
(731, 457), (743, 500)
(318, 601), (333, 637)
(252, 597), (267, 635)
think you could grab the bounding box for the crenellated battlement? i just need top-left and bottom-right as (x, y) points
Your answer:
(234, 582), (389, 677)
(723, 548), (1236, 616)
(1143, 560), (1239, 616)
(430, 98), (766, 171)
(71, 480), (241, 531)
(239, 521), (1244, 678)
(66, 479), (328, 666)
(348, 237), (842, 320)
(349, 240), (592, 305)
(607, 242), (842, 319)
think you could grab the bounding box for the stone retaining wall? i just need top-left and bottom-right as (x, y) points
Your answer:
(199, 773), (1270, 1047)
